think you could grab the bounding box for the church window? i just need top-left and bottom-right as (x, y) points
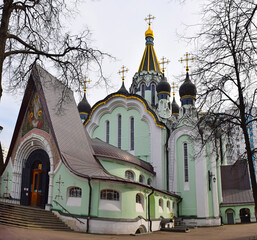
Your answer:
(136, 193), (144, 212)
(106, 120), (110, 144)
(151, 83), (156, 106)
(125, 170), (135, 180)
(130, 117), (134, 150)
(166, 200), (171, 212)
(159, 198), (163, 212)
(139, 174), (145, 183)
(69, 187), (82, 198)
(184, 143), (189, 182)
(147, 178), (152, 186)
(118, 114), (122, 149)
(141, 84), (145, 98)
(100, 189), (119, 201)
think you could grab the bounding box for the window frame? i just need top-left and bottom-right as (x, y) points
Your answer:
(100, 189), (120, 201)
(118, 114), (122, 149)
(125, 170), (135, 181)
(130, 117), (135, 151)
(106, 120), (110, 144)
(69, 187), (82, 198)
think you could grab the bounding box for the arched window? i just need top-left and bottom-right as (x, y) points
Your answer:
(130, 117), (134, 150)
(151, 83), (156, 106)
(136, 193), (144, 212)
(100, 189), (119, 201)
(139, 174), (145, 183)
(159, 198), (163, 212)
(69, 187), (82, 198)
(167, 201), (171, 212)
(118, 114), (122, 149)
(125, 170), (135, 181)
(184, 143), (189, 182)
(106, 120), (110, 144)
(147, 178), (152, 186)
(141, 84), (145, 98)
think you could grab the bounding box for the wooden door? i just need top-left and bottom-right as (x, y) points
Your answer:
(30, 169), (42, 207)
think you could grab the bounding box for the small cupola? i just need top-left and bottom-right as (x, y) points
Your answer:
(157, 76), (171, 100)
(179, 52), (197, 106)
(117, 65), (129, 95)
(78, 77), (91, 122)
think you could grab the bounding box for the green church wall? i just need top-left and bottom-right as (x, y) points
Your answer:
(92, 107), (150, 163)
(99, 158), (154, 184)
(176, 134), (197, 216)
(0, 161), (13, 198)
(220, 205), (255, 224)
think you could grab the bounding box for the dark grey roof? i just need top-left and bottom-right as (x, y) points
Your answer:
(221, 189), (254, 206)
(221, 160), (254, 206)
(91, 138), (155, 174)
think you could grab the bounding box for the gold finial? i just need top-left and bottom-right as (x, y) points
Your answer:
(83, 76), (91, 93)
(171, 82), (178, 97)
(159, 57), (170, 74)
(179, 52), (194, 72)
(145, 14), (155, 26)
(118, 65), (129, 83)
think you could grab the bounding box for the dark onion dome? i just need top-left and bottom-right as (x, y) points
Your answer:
(172, 97), (179, 115)
(156, 76), (171, 95)
(78, 93), (91, 114)
(179, 72), (197, 100)
(117, 81), (129, 94)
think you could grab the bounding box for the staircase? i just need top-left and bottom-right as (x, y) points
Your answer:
(0, 202), (72, 231)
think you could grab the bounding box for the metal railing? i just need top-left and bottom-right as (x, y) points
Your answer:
(52, 200), (85, 224)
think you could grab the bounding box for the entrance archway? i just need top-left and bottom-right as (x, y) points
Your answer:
(20, 149), (50, 209)
(225, 209), (235, 224)
(240, 208), (251, 223)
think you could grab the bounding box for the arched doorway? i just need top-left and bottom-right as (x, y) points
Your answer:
(20, 149), (50, 209)
(225, 209), (235, 224)
(240, 208), (251, 223)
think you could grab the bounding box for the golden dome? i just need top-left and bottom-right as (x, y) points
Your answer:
(145, 25), (154, 38)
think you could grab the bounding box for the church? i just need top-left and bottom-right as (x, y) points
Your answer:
(0, 16), (255, 234)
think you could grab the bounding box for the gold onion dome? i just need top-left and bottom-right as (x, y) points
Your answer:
(145, 25), (154, 38)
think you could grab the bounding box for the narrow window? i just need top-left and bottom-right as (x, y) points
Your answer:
(151, 83), (155, 106)
(147, 178), (152, 186)
(125, 170), (135, 181)
(184, 143), (189, 182)
(167, 201), (170, 212)
(141, 84), (145, 98)
(106, 120), (110, 144)
(136, 194), (142, 203)
(130, 117), (134, 150)
(118, 115), (121, 149)
(159, 198), (163, 212)
(69, 187), (82, 198)
(139, 174), (145, 183)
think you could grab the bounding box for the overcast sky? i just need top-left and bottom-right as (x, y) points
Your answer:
(0, 0), (202, 149)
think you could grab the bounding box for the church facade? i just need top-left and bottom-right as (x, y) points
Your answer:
(0, 19), (255, 234)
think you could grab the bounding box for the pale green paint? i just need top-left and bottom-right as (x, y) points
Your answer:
(220, 205), (254, 224)
(176, 134), (197, 217)
(161, 129), (167, 190)
(92, 107), (150, 162)
(99, 158), (154, 184)
(0, 161), (13, 198)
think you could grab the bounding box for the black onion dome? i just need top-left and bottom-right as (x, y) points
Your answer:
(172, 97), (179, 115)
(78, 94), (91, 114)
(156, 77), (171, 94)
(179, 72), (197, 99)
(117, 82), (129, 94)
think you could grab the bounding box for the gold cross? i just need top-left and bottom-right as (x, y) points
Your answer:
(171, 82), (178, 97)
(83, 76), (91, 93)
(118, 65), (129, 83)
(145, 14), (155, 26)
(159, 57), (170, 74)
(179, 52), (194, 72)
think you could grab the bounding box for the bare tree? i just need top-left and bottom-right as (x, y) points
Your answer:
(193, 0), (257, 216)
(0, 0), (110, 100)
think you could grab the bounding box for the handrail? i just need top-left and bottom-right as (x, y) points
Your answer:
(52, 200), (85, 224)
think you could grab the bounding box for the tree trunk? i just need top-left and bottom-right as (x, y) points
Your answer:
(0, 0), (13, 101)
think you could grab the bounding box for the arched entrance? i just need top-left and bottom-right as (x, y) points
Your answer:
(240, 208), (251, 223)
(20, 149), (50, 209)
(225, 209), (235, 224)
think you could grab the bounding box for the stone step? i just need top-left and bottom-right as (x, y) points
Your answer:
(0, 202), (72, 231)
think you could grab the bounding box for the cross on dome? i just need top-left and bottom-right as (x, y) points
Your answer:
(159, 56), (170, 74)
(144, 14), (155, 26)
(118, 65), (129, 83)
(179, 52), (194, 72)
(83, 76), (91, 93)
(171, 82), (178, 97)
